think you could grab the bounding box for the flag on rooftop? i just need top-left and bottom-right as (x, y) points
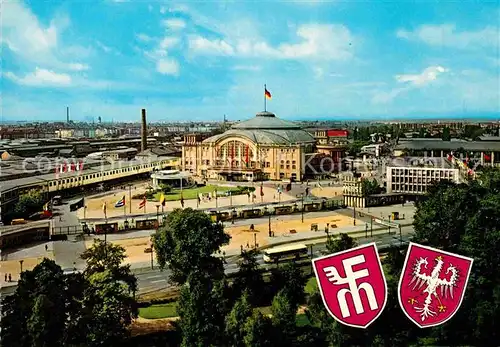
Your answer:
(265, 87), (272, 99)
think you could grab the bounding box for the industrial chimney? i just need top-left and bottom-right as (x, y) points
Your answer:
(141, 108), (147, 152)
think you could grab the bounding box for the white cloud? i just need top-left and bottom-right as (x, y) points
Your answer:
(1, 2), (89, 70)
(396, 24), (500, 50)
(156, 59), (180, 76)
(372, 66), (448, 104)
(189, 36), (235, 55)
(4, 68), (72, 87)
(136, 33), (153, 42)
(162, 18), (186, 30)
(67, 63), (90, 71)
(395, 66), (448, 86)
(188, 24), (354, 61)
(159, 37), (180, 49)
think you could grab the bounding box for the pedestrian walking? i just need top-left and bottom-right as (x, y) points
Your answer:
(8, 274), (12, 282)
(45, 244), (48, 252)
(4, 274), (7, 282)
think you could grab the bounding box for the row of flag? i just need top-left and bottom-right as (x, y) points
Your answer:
(56, 161), (84, 174)
(101, 193), (169, 213)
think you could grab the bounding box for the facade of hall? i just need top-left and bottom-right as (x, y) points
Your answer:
(182, 111), (319, 181)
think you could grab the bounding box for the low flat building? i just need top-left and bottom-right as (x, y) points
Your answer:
(394, 138), (500, 166)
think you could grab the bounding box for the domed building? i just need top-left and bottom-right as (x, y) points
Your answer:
(182, 111), (316, 181)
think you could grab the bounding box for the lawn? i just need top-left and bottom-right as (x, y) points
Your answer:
(153, 185), (251, 202)
(138, 302), (178, 319)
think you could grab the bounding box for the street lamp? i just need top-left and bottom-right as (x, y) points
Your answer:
(232, 208), (236, 224)
(155, 205), (160, 230)
(19, 259), (24, 273)
(365, 223), (368, 238)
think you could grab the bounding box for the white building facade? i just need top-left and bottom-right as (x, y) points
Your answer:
(386, 166), (460, 194)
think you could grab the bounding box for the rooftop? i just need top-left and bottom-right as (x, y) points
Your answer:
(203, 111), (315, 145)
(396, 139), (500, 152)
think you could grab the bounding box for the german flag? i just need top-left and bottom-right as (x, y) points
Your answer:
(265, 88), (272, 99)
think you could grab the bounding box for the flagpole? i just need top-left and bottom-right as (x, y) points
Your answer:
(264, 84), (267, 112)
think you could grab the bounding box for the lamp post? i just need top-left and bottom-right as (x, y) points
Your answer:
(232, 208), (236, 224)
(301, 193), (305, 223)
(365, 223), (368, 238)
(19, 259), (24, 273)
(254, 232), (257, 248)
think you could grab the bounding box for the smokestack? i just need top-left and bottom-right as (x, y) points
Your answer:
(141, 108), (147, 152)
(67, 107), (70, 123)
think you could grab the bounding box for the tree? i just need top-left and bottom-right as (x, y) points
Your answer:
(410, 170), (500, 345)
(326, 233), (357, 254)
(14, 189), (44, 216)
(152, 208), (230, 285)
(83, 270), (138, 347)
(441, 127), (451, 141)
(80, 238), (137, 293)
(362, 178), (381, 195)
(79, 239), (137, 346)
(1, 259), (76, 347)
(268, 262), (307, 309)
(232, 249), (265, 305)
(177, 272), (229, 347)
(243, 311), (274, 347)
(271, 290), (297, 346)
(225, 291), (253, 347)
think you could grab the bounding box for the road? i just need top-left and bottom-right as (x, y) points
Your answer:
(133, 225), (414, 294)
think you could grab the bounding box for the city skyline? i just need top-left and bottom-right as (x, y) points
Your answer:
(2, 1), (499, 122)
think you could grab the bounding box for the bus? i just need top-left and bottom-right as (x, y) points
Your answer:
(263, 244), (309, 263)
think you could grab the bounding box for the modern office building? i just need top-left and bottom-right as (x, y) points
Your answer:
(386, 166), (460, 194)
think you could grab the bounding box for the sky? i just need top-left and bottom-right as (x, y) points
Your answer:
(2, 0), (500, 123)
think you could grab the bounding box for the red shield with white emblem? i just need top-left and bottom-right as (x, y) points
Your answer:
(312, 243), (387, 328)
(398, 242), (473, 328)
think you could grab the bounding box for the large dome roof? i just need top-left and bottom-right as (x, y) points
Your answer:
(203, 112), (315, 145)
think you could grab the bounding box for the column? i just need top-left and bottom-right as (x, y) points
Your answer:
(440, 150), (444, 158)
(480, 152), (484, 165)
(492, 152), (495, 165)
(430, 150), (434, 157)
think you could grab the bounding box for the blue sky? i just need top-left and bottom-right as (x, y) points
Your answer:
(2, 0), (499, 122)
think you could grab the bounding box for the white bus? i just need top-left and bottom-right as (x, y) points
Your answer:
(263, 244), (309, 263)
